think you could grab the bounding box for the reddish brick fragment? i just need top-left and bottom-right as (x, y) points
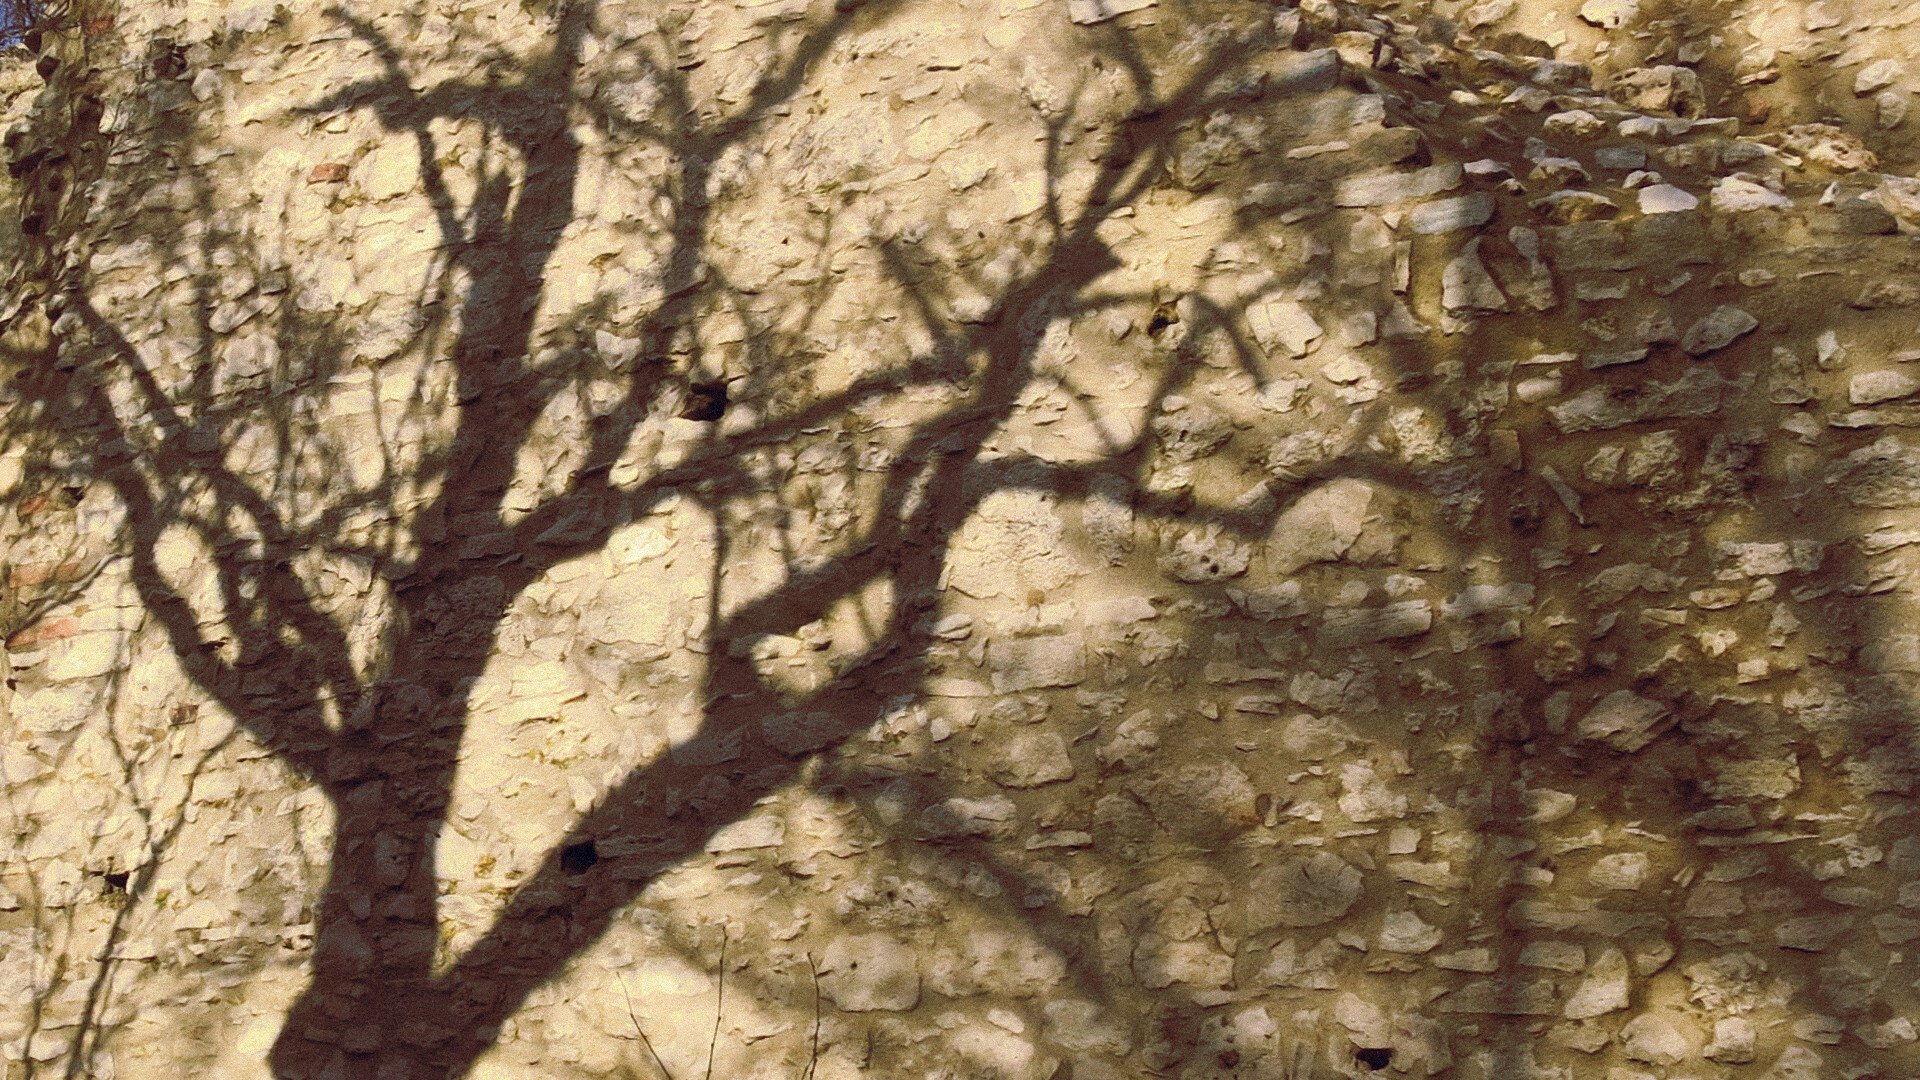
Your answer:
(6, 616), (78, 651)
(306, 162), (349, 184)
(8, 560), (89, 588)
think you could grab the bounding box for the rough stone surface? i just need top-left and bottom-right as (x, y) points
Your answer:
(1682, 305), (1760, 355)
(6, 4), (1920, 1080)
(820, 935), (922, 1012)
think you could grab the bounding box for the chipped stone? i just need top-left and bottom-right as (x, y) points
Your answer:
(1711, 177), (1792, 212)
(1576, 690), (1670, 752)
(1564, 947), (1632, 1018)
(1269, 478), (1378, 574)
(1681, 305), (1759, 356)
(988, 730), (1076, 788)
(1246, 296), (1323, 358)
(1857, 59), (1902, 96)
(1442, 237), (1508, 312)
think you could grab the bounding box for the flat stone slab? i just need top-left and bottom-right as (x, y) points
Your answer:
(1409, 193), (1494, 234)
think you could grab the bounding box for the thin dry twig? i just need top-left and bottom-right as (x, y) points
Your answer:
(800, 952), (821, 1080)
(615, 968), (674, 1080)
(704, 927), (727, 1080)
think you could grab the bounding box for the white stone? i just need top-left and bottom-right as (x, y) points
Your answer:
(1246, 296), (1323, 358)
(1334, 993), (1390, 1045)
(1636, 184), (1698, 214)
(1621, 1011), (1697, 1065)
(988, 730), (1076, 787)
(1544, 109), (1607, 137)
(1378, 910), (1443, 953)
(1519, 940), (1585, 972)
(1043, 1001), (1132, 1054)
(43, 633), (123, 682)
(705, 816), (785, 853)
(1879, 89), (1910, 130)
(191, 67), (222, 102)
(951, 1020), (1048, 1080)
(1710, 177), (1791, 212)
(1066, 0), (1154, 23)
(1334, 164), (1464, 208)
(1408, 194), (1493, 235)
(1590, 852), (1650, 890)
(1833, 435), (1920, 506)
(1443, 583), (1534, 618)
(1269, 478), (1375, 574)
(1159, 525), (1252, 582)
(1704, 1017), (1757, 1063)
(1851, 369), (1920, 405)
(920, 795), (1018, 839)
(1857, 59), (1903, 96)
(1563, 948), (1631, 1018)
(904, 107), (989, 160)
(1579, 0), (1638, 28)
(1338, 760), (1409, 822)
(1134, 934), (1232, 988)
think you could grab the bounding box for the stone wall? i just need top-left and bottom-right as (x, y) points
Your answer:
(6, 1), (1920, 1078)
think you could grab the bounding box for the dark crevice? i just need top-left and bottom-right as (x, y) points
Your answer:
(1355, 1047), (1393, 1071)
(680, 379), (729, 422)
(559, 840), (598, 876)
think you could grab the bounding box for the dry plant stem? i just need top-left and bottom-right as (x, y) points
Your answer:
(705, 928), (727, 1080)
(615, 969), (673, 1080)
(801, 953), (821, 1080)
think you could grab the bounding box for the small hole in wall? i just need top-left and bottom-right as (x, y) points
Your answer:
(153, 45), (187, 80)
(560, 840), (598, 875)
(680, 380), (728, 422)
(1146, 302), (1179, 337)
(35, 53), (58, 80)
(103, 871), (129, 893)
(8, 149), (44, 180)
(1355, 1048), (1393, 1071)
(20, 214), (42, 236)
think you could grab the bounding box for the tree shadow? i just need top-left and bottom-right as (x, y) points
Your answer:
(7, 1), (1920, 1079)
